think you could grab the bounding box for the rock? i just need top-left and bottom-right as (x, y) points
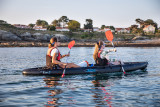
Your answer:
(20, 32), (35, 41)
(32, 33), (48, 41)
(132, 36), (149, 41)
(54, 34), (70, 42)
(44, 34), (53, 41)
(0, 30), (21, 41)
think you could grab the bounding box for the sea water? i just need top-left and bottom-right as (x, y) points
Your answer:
(0, 47), (160, 107)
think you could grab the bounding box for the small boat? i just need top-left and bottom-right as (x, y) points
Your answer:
(22, 62), (148, 75)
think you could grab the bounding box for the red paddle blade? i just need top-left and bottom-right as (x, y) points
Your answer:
(68, 40), (75, 49)
(105, 30), (113, 42)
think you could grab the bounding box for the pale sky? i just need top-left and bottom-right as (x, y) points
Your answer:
(0, 0), (160, 28)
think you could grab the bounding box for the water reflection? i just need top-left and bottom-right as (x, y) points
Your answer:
(43, 77), (62, 106)
(91, 75), (113, 107)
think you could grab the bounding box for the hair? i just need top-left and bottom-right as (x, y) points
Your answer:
(48, 37), (58, 48)
(93, 41), (104, 61)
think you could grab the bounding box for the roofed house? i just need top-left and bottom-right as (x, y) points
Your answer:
(143, 25), (155, 33)
(56, 27), (70, 32)
(33, 25), (47, 31)
(93, 27), (100, 32)
(115, 28), (130, 34)
(13, 24), (31, 29)
(83, 29), (93, 32)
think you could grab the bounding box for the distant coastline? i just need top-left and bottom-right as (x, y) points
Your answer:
(1, 40), (160, 47)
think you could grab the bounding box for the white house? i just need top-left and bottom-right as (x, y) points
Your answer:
(33, 25), (47, 31)
(13, 24), (31, 29)
(93, 27), (100, 32)
(83, 29), (92, 32)
(115, 28), (130, 33)
(143, 25), (155, 33)
(56, 27), (70, 32)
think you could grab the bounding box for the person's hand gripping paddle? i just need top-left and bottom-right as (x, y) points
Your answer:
(105, 30), (126, 74)
(61, 40), (75, 78)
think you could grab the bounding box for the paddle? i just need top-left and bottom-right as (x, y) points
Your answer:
(105, 30), (126, 74)
(61, 40), (75, 78)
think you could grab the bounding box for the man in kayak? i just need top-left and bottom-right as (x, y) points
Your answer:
(93, 41), (116, 66)
(46, 37), (80, 69)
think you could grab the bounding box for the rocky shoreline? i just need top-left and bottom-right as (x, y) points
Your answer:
(1, 40), (160, 47)
(1, 29), (160, 47)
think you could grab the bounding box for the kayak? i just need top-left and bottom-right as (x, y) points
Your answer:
(22, 62), (148, 75)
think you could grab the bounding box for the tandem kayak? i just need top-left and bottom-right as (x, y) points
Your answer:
(22, 62), (148, 75)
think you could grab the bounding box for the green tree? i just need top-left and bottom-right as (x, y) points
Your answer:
(84, 19), (93, 30)
(58, 16), (69, 28)
(101, 25), (105, 29)
(36, 19), (48, 27)
(144, 19), (158, 29)
(51, 19), (60, 27)
(0, 20), (7, 24)
(47, 25), (56, 31)
(28, 23), (35, 28)
(68, 20), (80, 31)
(135, 18), (144, 28)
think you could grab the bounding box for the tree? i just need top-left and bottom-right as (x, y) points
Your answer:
(51, 19), (60, 27)
(58, 16), (69, 28)
(101, 25), (105, 29)
(0, 20), (7, 24)
(68, 20), (80, 31)
(84, 19), (93, 30)
(28, 23), (35, 28)
(130, 24), (138, 31)
(36, 19), (48, 27)
(144, 19), (158, 29)
(47, 25), (56, 31)
(135, 18), (144, 28)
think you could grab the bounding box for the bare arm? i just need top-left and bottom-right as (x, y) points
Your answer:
(52, 53), (66, 65)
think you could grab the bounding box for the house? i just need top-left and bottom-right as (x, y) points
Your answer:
(143, 25), (155, 33)
(83, 29), (92, 32)
(93, 27), (100, 32)
(115, 28), (130, 34)
(56, 27), (70, 32)
(13, 24), (31, 29)
(97, 28), (115, 32)
(33, 25), (47, 31)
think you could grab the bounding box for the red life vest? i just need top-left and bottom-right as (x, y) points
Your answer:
(47, 47), (61, 61)
(98, 50), (102, 58)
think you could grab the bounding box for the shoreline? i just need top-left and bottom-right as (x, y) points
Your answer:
(1, 40), (160, 47)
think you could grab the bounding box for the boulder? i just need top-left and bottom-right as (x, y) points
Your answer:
(0, 30), (21, 41)
(20, 32), (35, 41)
(32, 33), (48, 41)
(44, 34), (53, 41)
(54, 34), (70, 42)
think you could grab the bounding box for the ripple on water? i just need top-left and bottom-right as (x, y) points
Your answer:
(0, 47), (160, 107)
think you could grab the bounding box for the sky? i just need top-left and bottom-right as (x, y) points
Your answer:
(0, 0), (160, 28)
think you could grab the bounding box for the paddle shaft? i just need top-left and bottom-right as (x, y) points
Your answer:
(62, 50), (70, 77)
(111, 41), (126, 74)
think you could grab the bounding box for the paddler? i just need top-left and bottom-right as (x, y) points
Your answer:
(93, 41), (116, 66)
(46, 37), (80, 69)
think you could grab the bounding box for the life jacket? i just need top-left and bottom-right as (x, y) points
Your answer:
(98, 50), (102, 58)
(96, 50), (108, 66)
(46, 47), (61, 68)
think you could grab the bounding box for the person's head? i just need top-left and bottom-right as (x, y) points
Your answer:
(48, 37), (60, 48)
(93, 41), (105, 60)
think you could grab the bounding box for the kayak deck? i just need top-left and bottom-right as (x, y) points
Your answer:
(22, 62), (148, 75)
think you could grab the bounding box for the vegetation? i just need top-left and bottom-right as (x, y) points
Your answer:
(68, 20), (80, 31)
(36, 19), (48, 27)
(84, 19), (93, 30)
(0, 17), (160, 42)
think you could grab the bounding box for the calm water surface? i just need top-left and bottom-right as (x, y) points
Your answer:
(0, 47), (160, 107)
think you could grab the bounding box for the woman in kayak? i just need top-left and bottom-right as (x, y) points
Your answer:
(93, 41), (116, 66)
(46, 37), (80, 69)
